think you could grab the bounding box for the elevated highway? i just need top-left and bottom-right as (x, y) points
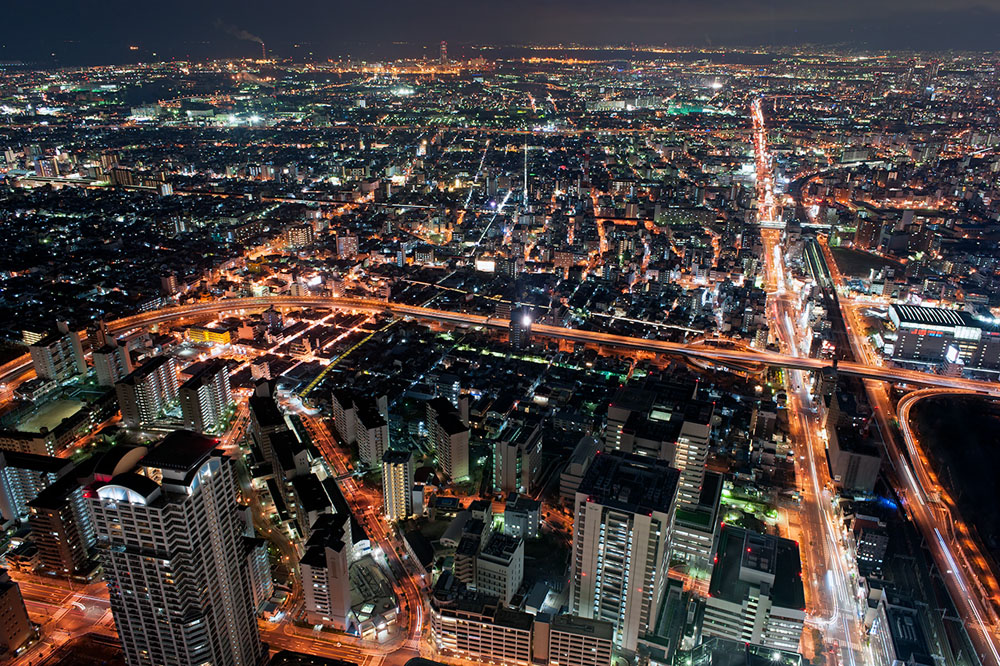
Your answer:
(3, 296), (997, 398)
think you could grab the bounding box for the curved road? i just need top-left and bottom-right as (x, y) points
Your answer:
(895, 389), (1000, 666)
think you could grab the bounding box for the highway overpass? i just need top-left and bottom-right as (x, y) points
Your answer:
(2, 295), (999, 397)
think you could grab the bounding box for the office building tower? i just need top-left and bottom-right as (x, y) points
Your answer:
(503, 493), (541, 540)
(160, 273), (180, 296)
(569, 451), (680, 651)
(702, 526), (805, 652)
(93, 343), (133, 387)
(866, 586), (935, 666)
(493, 423), (543, 494)
(427, 397), (470, 481)
(29, 322), (86, 382)
(675, 401), (714, 510)
(115, 356), (180, 428)
(301, 513), (353, 630)
(28, 473), (96, 578)
(88, 432), (266, 666)
(180, 360), (233, 433)
(509, 307), (532, 349)
(476, 531), (524, 604)
(0, 569), (32, 655)
(440, 40), (448, 65)
(888, 304), (1000, 371)
(0, 451), (72, 528)
(382, 449), (414, 522)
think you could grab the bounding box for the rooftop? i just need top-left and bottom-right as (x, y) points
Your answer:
(577, 451), (680, 516)
(141, 430), (219, 473)
(889, 304), (979, 329)
(709, 526), (804, 611)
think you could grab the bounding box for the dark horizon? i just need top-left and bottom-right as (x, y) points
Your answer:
(5, 0), (1000, 66)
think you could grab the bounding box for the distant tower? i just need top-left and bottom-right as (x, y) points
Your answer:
(440, 41), (447, 65)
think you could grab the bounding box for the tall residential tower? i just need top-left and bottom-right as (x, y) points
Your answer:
(88, 433), (266, 666)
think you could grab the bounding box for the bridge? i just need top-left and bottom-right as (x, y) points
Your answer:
(3, 296), (996, 398)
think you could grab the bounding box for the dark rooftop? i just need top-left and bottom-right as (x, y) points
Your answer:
(141, 430), (219, 473)
(709, 526), (804, 611)
(577, 451), (680, 515)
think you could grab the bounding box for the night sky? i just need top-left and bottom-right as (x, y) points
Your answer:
(4, 0), (1000, 65)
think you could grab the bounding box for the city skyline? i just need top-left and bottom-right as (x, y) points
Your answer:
(2, 21), (1000, 666)
(6, 1), (1000, 65)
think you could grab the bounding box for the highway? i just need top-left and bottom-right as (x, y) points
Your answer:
(751, 97), (868, 666)
(812, 191), (1000, 665)
(887, 389), (1000, 666)
(3, 296), (998, 401)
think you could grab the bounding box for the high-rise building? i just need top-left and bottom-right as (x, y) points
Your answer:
(382, 449), (414, 522)
(493, 423), (543, 494)
(115, 356), (180, 428)
(702, 526), (805, 652)
(0, 450), (72, 528)
(88, 432), (266, 666)
(670, 470), (723, 576)
(427, 398), (470, 481)
(0, 569), (33, 655)
(28, 322), (86, 382)
(357, 402), (390, 467)
(93, 343), (133, 387)
(431, 573), (534, 665)
(440, 40), (448, 65)
(300, 513), (353, 630)
(28, 473), (96, 578)
(569, 451), (680, 651)
(331, 388), (358, 445)
(180, 360), (233, 433)
(331, 390), (389, 466)
(476, 531), (524, 604)
(509, 307), (532, 349)
(675, 401), (714, 510)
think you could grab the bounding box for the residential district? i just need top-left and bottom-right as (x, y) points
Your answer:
(0, 44), (999, 666)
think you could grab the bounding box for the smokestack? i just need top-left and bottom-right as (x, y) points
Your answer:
(261, 42), (266, 59)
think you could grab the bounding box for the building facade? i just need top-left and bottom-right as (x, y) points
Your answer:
(28, 322), (86, 383)
(115, 356), (180, 428)
(569, 451), (680, 651)
(88, 432), (266, 666)
(382, 449), (414, 522)
(179, 361), (233, 433)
